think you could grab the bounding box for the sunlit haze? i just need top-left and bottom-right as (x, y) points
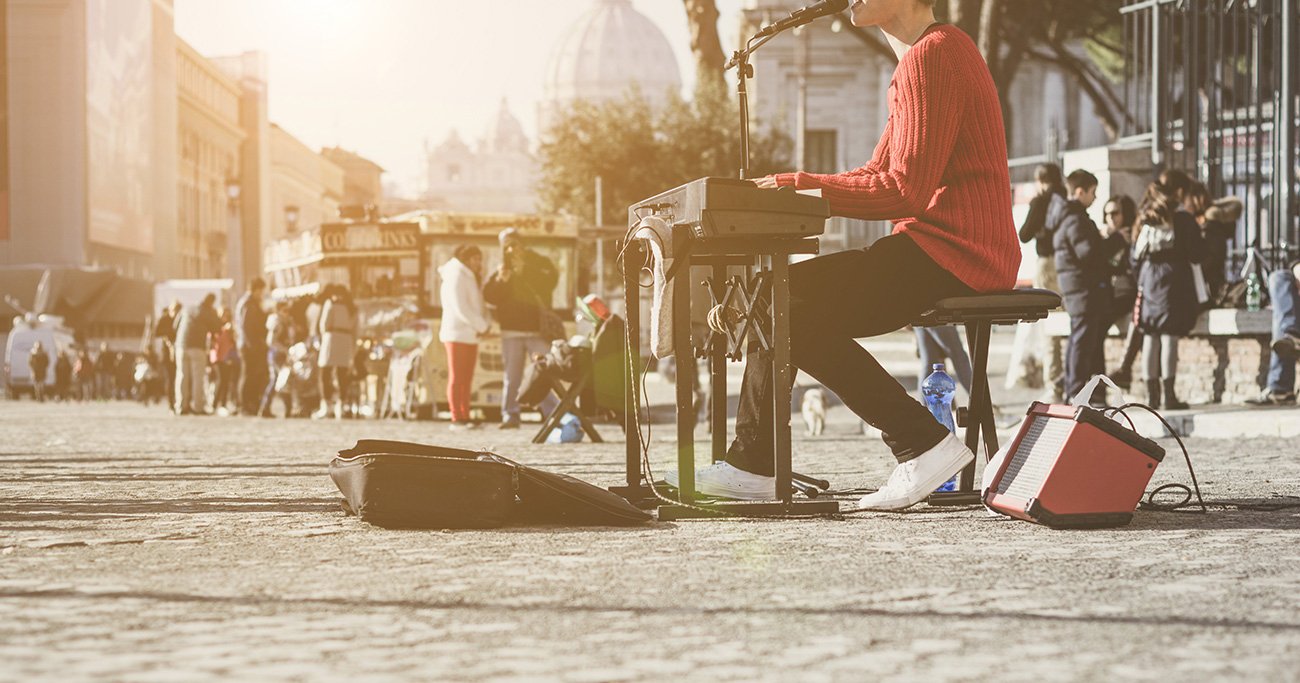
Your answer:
(174, 0), (746, 197)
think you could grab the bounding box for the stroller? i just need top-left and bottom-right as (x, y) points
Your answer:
(278, 342), (321, 417)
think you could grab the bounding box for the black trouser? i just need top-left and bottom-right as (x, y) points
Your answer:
(320, 366), (349, 403)
(726, 234), (974, 476)
(1063, 289), (1110, 401)
(239, 345), (269, 415)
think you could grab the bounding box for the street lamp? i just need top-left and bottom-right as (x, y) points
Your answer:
(225, 178), (243, 288)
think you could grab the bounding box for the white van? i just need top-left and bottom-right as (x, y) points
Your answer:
(4, 313), (76, 398)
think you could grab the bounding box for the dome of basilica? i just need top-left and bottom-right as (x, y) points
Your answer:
(543, 0), (682, 111)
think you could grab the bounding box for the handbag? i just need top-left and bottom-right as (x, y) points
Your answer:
(1190, 264), (1210, 304)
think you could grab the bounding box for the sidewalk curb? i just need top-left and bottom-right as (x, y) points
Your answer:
(1125, 407), (1300, 440)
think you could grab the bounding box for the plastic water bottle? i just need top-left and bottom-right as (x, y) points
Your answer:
(1245, 272), (1263, 312)
(922, 363), (958, 492)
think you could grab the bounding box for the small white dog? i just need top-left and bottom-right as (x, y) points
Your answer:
(801, 387), (827, 436)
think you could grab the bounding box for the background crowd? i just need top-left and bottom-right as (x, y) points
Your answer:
(1013, 163), (1299, 408)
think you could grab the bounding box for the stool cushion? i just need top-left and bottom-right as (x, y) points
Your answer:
(914, 288), (1062, 326)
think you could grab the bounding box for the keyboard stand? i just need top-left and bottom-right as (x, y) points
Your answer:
(610, 229), (839, 519)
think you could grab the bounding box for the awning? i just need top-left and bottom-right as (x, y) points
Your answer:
(33, 268), (153, 327)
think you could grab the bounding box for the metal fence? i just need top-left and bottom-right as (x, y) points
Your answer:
(1121, 0), (1298, 271)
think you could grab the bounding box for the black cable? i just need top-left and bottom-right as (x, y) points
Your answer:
(1107, 402), (1208, 514)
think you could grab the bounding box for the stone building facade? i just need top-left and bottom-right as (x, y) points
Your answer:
(176, 38), (244, 280)
(268, 124), (343, 246)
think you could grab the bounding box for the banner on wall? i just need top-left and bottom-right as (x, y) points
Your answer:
(85, 0), (154, 254)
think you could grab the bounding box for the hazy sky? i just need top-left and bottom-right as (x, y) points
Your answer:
(174, 0), (747, 197)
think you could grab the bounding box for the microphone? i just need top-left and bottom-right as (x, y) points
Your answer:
(755, 0), (850, 38)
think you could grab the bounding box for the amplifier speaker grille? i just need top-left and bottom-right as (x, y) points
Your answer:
(996, 415), (1072, 499)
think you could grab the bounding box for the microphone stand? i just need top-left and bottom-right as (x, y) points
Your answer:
(726, 29), (782, 180)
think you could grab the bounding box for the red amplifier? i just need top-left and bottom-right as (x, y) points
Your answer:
(984, 402), (1165, 529)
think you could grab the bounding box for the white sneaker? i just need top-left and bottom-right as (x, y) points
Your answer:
(857, 433), (974, 511)
(663, 461), (775, 501)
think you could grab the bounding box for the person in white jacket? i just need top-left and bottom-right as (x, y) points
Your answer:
(438, 245), (491, 428)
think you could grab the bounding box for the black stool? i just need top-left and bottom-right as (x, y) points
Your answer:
(911, 288), (1061, 505)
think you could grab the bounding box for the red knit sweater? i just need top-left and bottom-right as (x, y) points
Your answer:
(775, 24), (1019, 293)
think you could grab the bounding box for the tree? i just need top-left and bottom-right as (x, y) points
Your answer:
(537, 86), (792, 227)
(940, 0), (1132, 139)
(676, 0), (1136, 149)
(683, 0), (727, 92)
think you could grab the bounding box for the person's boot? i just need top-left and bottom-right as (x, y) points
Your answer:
(1163, 379), (1188, 410)
(1145, 380), (1162, 410)
(1110, 367), (1132, 391)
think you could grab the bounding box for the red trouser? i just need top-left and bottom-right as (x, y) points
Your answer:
(444, 342), (478, 423)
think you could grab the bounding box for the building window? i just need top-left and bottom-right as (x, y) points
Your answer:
(804, 130), (838, 174)
(447, 164), (461, 183)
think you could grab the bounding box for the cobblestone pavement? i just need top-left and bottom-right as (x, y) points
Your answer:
(2, 399), (1299, 682)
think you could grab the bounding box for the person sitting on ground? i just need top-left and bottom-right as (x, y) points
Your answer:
(1246, 260), (1300, 406)
(667, 0), (1021, 510)
(1054, 170), (1127, 405)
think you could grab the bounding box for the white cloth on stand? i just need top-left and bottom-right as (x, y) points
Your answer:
(632, 215), (675, 359)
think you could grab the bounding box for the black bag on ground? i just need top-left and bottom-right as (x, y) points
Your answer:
(329, 439), (651, 529)
(330, 443), (515, 529)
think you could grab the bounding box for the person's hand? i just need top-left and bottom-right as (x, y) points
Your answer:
(753, 175), (779, 189)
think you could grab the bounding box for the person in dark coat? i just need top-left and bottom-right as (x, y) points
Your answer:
(28, 341), (50, 402)
(236, 278), (269, 415)
(1133, 178), (1205, 409)
(94, 342), (115, 400)
(1201, 196), (1242, 305)
(1053, 170), (1127, 404)
(1018, 163), (1068, 396)
(155, 302), (180, 412)
(54, 351), (73, 401)
(483, 228), (560, 429)
(1103, 195), (1144, 389)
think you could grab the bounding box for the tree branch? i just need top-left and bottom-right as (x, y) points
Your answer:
(1025, 45), (1123, 139)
